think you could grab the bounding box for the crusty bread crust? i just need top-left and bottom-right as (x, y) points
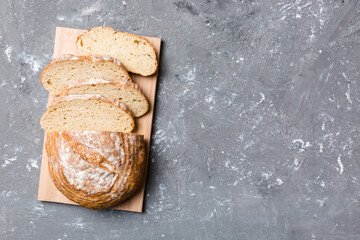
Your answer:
(46, 131), (146, 209)
(76, 26), (158, 76)
(40, 54), (132, 95)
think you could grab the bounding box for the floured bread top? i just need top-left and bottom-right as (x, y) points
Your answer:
(46, 131), (146, 209)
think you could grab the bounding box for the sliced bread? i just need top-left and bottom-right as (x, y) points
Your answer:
(59, 79), (149, 117)
(76, 27), (158, 76)
(41, 54), (132, 95)
(40, 95), (135, 132)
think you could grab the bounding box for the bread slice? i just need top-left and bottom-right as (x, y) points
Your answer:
(41, 55), (132, 95)
(40, 95), (135, 132)
(59, 79), (149, 117)
(76, 27), (158, 76)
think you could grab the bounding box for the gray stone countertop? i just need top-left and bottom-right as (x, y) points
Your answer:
(0, 0), (360, 239)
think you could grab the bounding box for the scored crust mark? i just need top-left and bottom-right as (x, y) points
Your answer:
(40, 54), (132, 96)
(60, 132), (117, 171)
(46, 131), (146, 209)
(40, 95), (135, 133)
(58, 79), (149, 117)
(76, 26), (158, 76)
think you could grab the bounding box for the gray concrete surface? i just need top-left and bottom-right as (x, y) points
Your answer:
(1, 0), (360, 239)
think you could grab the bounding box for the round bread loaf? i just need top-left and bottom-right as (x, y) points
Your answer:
(46, 131), (146, 209)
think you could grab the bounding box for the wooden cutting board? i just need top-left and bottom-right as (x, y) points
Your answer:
(37, 27), (161, 212)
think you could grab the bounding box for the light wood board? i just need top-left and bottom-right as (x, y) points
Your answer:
(37, 27), (161, 212)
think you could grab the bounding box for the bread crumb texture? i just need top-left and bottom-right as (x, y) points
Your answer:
(61, 79), (149, 117)
(40, 97), (135, 133)
(41, 55), (131, 95)
(77, 27), (158, 76)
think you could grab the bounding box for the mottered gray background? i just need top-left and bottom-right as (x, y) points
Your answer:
(0, 0), (360, 239)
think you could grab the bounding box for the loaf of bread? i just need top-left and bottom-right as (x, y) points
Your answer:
(40, 95), (135, 133)
(76, 27), (158, 76)
(41, 54), (132, 95)
(46, 131), (146, 209)
(59, 79), (149, 117)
